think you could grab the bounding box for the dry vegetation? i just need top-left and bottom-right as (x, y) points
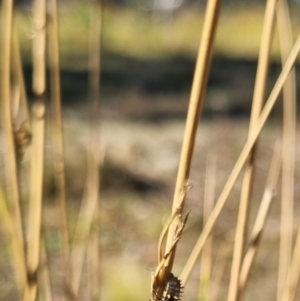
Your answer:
(1, 1), (300, 301)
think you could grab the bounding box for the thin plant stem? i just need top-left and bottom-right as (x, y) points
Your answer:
(180, 34), (300, 284)
(280, 226), (300, 301)
(87, 1), (103, 300)
(65, 146), (102, 300)
(25, 0), (47, 299)
(38, 239), (53, 301)
(238, 141), (282, 297)
(0, 183), (27, 296)
(199, 155), (216, 301)
(227, 0), (278, 300)
(48, 0), (70, 263)
(161, 0), (223, 290)
(0, 0), (24, 261)
(276, 1), (296, 300)
(25, 101), (46, 301)
(12, 21), (30, 129)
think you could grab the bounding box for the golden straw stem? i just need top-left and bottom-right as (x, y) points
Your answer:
(276, 1), (296, 300)
(25, 101), (46, 301)
(0, 0), (24, 258)
(38, 239), (53, 301)
(0, 183), (27, 295)
(163, 0), (223, 281)
(238, 142), (282, 297)
(228, 1), (277, 300)
(65, 147), (101, 300)
(280, 225), (300, 301)
(25, 0), (47, 298)
(87, 1), (103, 300)
(48, 0), (70, 262)
(199, 155), (216, 301)
(12, 21), (30, 127)
(180, 34), (300, 284)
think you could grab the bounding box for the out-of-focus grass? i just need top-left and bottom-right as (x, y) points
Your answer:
(13, 3), (300, 69)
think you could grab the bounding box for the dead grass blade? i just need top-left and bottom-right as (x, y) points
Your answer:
(210, 247), (231, 301)
(238, 141), (282, 297)
(25, 101), (46, 301)
(280, 225), (300, 301)
(199, 155), (216, 301)
(276, 1), (296, 299)
(38, 239), (53, 301)
(48, 0), (70, 263)
(12, 21), (30, 129)
(32, 0), (46, 96)
(88, 229), (100, 301)
(65, 145), (102, 300)
(180, 34), (300, 284)
(24, 0), (47, 297)
(155, 0), (222, 294)
(151, 212), (189, 300)
(87, 1), (103, 300)
(0, 183), (27, 295)
(227, 1), (277, 300)
(88, 0), (102, 126)
(1, 0), (24, 256)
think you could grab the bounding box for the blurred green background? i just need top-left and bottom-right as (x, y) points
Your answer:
(1, 1), (300, 301)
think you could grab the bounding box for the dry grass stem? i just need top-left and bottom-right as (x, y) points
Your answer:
(280, 226), (300, 301)
(157, 0), (222, 293)
(1, 0), (24, 256)
(32, 0), (46, 96)
(88, 229), (100, 301)
(12, 22), (30, 129)
(276, 1), (296, 299)
(25, 0), (47, 297)
(151, 212), (189, 300)
(228, 1), (277, 300)
(0, 183), (27, 295)
(88, 0), (102, 126)
(65, 146), (102, 300)
(180, 34), (300, 284)
(48, 0), (70, 262)
(199, 155), (216, 301)
(157, 183), (191, 263)
(87, 2), (103, 300)
(38, 240), (53, 301)
(210, 250), (230, 301)
(25, 101), (46, 301)
(238, 141), (282, 297)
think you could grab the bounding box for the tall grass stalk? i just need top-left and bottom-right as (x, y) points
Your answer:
(0, 183), (27, 295)
(88, 230), (100, 301)
(238, 142), (282, 298)
(228, 0), (277, 300)
(180, 34), (300, 284)
(12, 23), (30, 128)
(199, 155), (216, 301)
(48, 0), (70, 263)
(87, 1), (103, 300)
(210, 248), (230, 301)
(0, 0), (24, 259)
(25, 101), (46, 301)
(276, 1), (296, 299)
(38, 239), (53, 301)
(280, 226), (300, 301)
(158, 0), (222, 291)
(25, 0), (47, 299)
(65, 146), (101, 300)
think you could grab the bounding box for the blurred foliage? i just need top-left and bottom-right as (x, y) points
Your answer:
(10, 2), (300, 69)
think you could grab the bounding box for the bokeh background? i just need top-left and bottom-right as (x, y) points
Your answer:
(1, 0), (300, 300)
